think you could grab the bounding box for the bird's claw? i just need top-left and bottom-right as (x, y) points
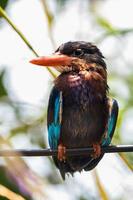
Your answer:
(92, 144), (101, 158)
(58, 144), (66, 162)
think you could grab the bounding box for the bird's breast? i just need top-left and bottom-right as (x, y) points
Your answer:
(55, 71), (107, 107)
(60, 101), (108, 148)
(55, 72), (108, 148)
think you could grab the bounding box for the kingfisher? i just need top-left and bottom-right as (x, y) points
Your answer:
(30, 41), (119, 180)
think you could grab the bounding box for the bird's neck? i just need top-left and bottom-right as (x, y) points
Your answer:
(54, 72), (108, 107)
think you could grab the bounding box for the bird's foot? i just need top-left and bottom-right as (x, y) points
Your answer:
(58, 144), (66, 162)
(92, 144), (101, 158)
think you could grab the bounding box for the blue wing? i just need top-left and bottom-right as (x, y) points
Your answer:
(102, 98), (119, 146)
(47, 87), (61, 149)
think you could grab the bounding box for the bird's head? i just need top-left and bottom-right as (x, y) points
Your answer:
(30, 41), (106, 73)
(30, 41), (108, 95)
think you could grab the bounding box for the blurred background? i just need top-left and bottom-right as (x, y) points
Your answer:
(0, 0), (133, 199)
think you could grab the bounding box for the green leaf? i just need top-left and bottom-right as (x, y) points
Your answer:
(41, 0), (54, 28)
(96, 16), (133, 37)
(119, 28), (133, 35)
(0, 70), (8, 97)
(96, 16), (117, 34)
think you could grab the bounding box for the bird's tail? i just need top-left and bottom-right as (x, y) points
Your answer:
(54, 155), (104, 180)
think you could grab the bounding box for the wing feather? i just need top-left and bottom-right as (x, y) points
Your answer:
(102, 98), (119, 146)
(47, 87), (61, 149)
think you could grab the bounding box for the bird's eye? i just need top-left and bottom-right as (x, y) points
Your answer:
(73, 49), (84, 57)
(87, 67), (95, 72)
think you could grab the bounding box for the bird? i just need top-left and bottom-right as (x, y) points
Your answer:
(30, 41), (119, 180)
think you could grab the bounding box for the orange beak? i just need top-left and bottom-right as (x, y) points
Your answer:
(30, 54), (73, 67)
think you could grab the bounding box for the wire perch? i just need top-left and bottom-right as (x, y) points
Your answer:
(0, 145), (132, 157)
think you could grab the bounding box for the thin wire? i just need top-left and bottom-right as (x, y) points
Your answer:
(0, 145), (132, 157)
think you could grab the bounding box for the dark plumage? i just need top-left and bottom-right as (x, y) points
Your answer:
(54, 41), (108, 145)
(30, 41), (119, 180)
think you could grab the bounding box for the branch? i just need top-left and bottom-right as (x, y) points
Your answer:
(0, 145), (132, 157)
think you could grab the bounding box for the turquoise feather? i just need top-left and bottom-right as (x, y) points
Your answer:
(48, 92), (61, 149)
(102, 99), (118, 146)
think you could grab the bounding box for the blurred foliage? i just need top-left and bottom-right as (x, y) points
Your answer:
(0, 166), (31, 200)
(0, 70), (7, 97)
(0, 4), (57, 78)
(0, 0), (132, 200)
(93, 170), (109, 200)
(0, 0), (8, 10)
(41, 0), (54, 28)
(97, 16), (133, 36)
(96, 16), (133, 43)
(55, 0), (69, 10)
